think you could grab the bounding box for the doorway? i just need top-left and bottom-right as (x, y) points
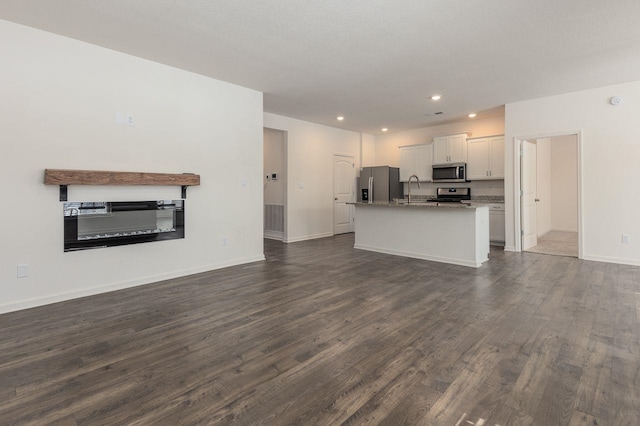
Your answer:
(519, 134), (580, 257)
(333, 154), (355, 235)
(263, 128), (287, 241)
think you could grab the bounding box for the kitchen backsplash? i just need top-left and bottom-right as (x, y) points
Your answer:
(407, 194), (505, 203)
(403, 180), (504, 198)
(471, 195), (505, 202)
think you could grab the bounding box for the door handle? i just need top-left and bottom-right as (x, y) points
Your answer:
(535, 198), (540, 202)
(334, 198), (338, 201)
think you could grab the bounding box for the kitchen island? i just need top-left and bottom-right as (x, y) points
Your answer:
(353, 202), (490, 267)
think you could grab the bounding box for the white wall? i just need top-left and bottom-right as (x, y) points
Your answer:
(263, 128), (286, 205)
(0, 20), (264, 313)
(374, 115), (505, 168)
(505, 80), (640, 265)
(263, 113), (362, 242)
(536, 138), (552, 236)
(361, 133), (376, 167)
(550, 135), (578, 232)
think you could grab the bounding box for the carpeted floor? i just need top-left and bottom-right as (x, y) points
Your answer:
(525, 230), (578, 257)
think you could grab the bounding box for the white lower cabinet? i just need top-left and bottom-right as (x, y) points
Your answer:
(469, 202), (504, 244)
(399, 144), (432, 182)
(488, 204), (505, 244)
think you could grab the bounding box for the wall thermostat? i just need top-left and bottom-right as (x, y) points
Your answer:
(609, 96), (622, 106)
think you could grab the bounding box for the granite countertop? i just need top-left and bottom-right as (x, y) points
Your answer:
(350, 194), (503, 209)
(468, 196), (505, 203)
(400, 195), (505, 204)
(351, 202), (483, 209)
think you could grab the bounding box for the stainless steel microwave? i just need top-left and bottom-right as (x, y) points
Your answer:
(432, 163), (467, 182)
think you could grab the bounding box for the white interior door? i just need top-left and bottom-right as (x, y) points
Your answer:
(521, 140), (538, 250)
(334, 155), (354, 234)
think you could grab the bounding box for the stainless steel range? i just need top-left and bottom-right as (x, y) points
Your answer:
(430, 187), (471, 203)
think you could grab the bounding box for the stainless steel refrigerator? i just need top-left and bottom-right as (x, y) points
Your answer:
(357, 166), (403, 203)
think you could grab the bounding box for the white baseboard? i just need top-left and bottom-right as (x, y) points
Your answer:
(0, 255), (266, 315)
(354, 243), (485, 268)
(284, 232), (334, 243)
(581, 254), (640, 267)
(551, 228), (578, 233)
(504, 245), (518, 252)
(537, 230), (551, 238)
(264, 230), (284, 241)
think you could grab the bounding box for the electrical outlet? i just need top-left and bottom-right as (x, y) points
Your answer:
(126, 114), (135, 126)
(17, 264), (28, 278)
(221, 237), (229, 246)
(240, 179), (248, 188)
(622, 234), (631, 244)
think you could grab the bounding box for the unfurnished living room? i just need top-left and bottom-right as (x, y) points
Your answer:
(1, 1), (639, 425)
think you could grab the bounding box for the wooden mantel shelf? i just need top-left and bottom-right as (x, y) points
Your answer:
(45, 169), (200, 186)
(44, 169), (200, 201)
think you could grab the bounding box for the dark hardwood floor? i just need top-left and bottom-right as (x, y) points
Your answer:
(0, 234), (638, 425)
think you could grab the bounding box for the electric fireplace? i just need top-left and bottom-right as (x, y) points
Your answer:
(63, 200), (184, 251)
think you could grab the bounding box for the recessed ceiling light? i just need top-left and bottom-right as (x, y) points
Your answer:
(430, 95), (441, 101)
(468, 113), (477, 118)
(381, 128), (388, 132)
(337, 116), (344, 121)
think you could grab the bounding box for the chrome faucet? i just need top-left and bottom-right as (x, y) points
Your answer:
(407, 174), (420, 204)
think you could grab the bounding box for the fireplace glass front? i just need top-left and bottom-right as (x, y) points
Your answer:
(63, 200), (184, 251)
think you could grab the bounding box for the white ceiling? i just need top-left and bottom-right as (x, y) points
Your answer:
(2, 0), (640, 134)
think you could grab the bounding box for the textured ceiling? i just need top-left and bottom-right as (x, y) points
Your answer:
(1, 0), (640, 134)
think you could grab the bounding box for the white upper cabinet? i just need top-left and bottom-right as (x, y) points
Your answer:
(449, 134), (467, 163)
(433, 133), (467, 165)
(399, 147), (413, 182)
(467, 138), (491, 180)
(490, 136), (505, 179)
(433, 137), (449, 165)
(466, 136), (505, 180)
(399, 144), (432, 182)
(414, 144), (433, 182)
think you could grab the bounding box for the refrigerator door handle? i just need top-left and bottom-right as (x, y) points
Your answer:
(368, 176), (373, 204)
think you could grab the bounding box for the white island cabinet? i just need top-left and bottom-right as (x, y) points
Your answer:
(353, 203), (490, 268)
